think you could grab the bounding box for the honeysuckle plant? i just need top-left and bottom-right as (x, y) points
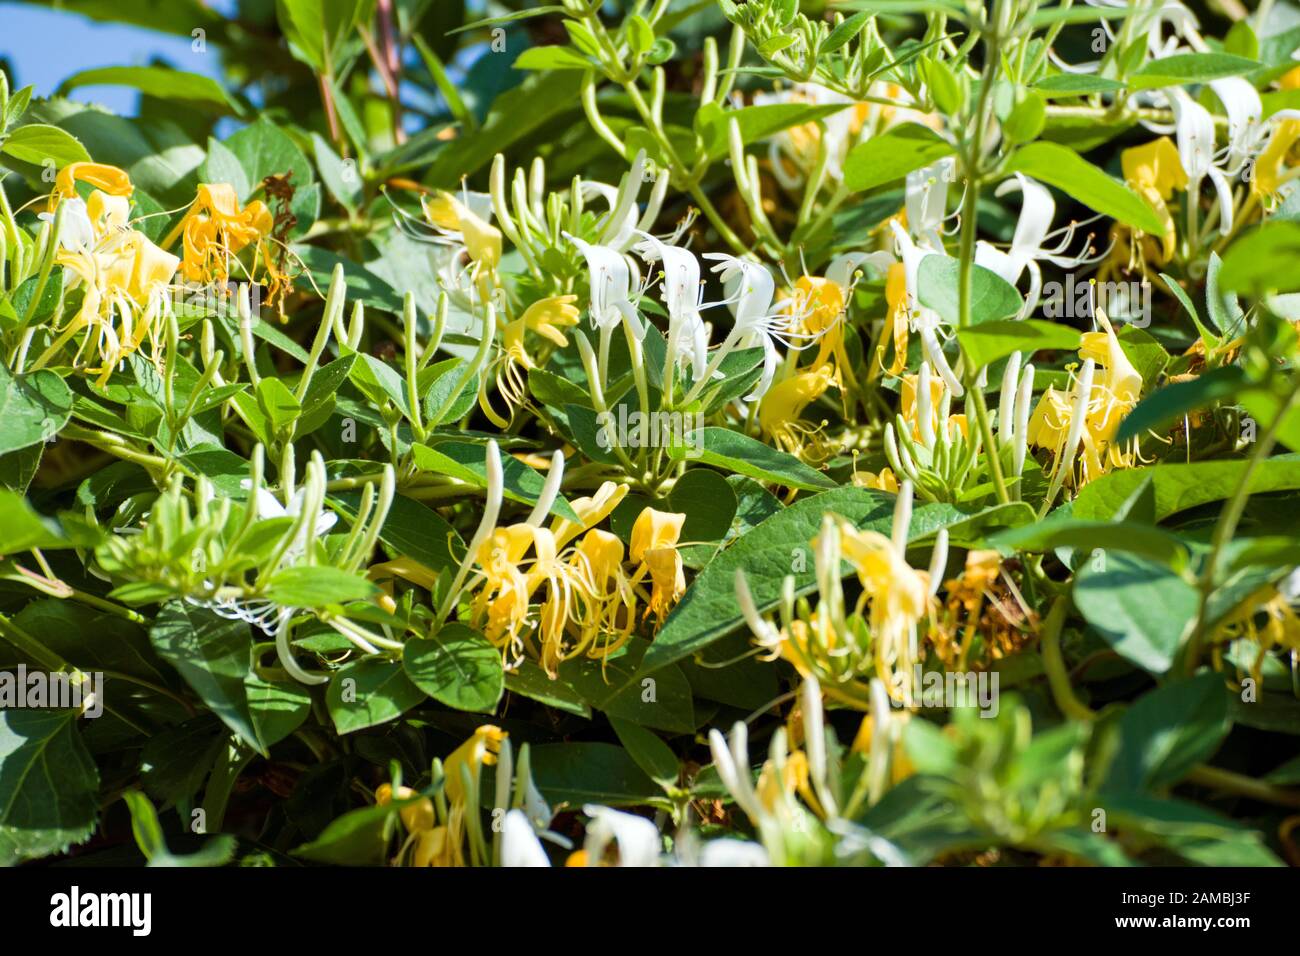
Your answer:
(0, 0), (1298, 870)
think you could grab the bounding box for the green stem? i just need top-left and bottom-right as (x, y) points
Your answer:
(1186, 375), (1300, 674)
(1040, 597), (1095, 722)
(1186, 764), (1300, 810)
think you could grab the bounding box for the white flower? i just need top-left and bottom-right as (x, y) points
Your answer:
(500, 809), (551, 867)
(698, 839), (770, 867)
(699, 253), (791, 401)
(580, 805), (661, 867)
(905, 157), (957, 250)
(38, 197), (94, 252)
(564, 233), (645, 336)
(975, 174), (1102, 318)
(1169, 87), (1235, 234)
(579, 149), (670, 252)
(888, 222), (964, 396)
(254, 486), (338, 567)
(633, 232), (709, 384)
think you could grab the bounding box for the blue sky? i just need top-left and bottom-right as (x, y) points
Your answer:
(0, 1), (231, 114)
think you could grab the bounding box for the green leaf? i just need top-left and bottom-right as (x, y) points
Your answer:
(426, 70), (583, 186)
(668, 426), (836, 492)
(141, 719), (227, 804)
(1158, 271), (1219, 349)
(0, 709), (99, 865)
(1034, 74), (1126, 97)
(223, 116), (314, 203)
(411, 441), (579, 521)
(1072, 455), (1300, 522)
(917, 256), (1024, 327)
(256, 377), (302, 433)
(1117, 366), (1246, 443)
(275, 0), (374, 72)
(291, 801), (399, 865)
(1130, 52), (1260, 90)
(149, 602), (262, 753)
(503, 661), (591, 717)
(608, 717), (678, 789)
(1006, 141), (1166, 235)
(56, 66), (241, 115)
(824, 10), (872, 52)
(420, 357), (479, 425)
(1102, 794), (1281, 866)
(199, 136), (251, 201)
(350, 353), (412, 418)
(696, 101), (852, 161)
(627, 14), (655, 54)
(529, 742), (661, 809)
(326, 658), (425, 734)
(448, 4), (567, 33)
(311, 132), (362, 210)
(123, 791), (236, 867)
(1204, 251), (1244, 336)
(264, 566), (378, 607)
(0, 365), (72, 456)
(843, 123), (955, 192)
(512, 45), (593, 71)
(956, 319), (1079, 368)
(1074, 553), (1198, 674)
(245, 672), (312, 748)
(668, 467), (738, 545)
(402, 624), (504, 713)
(0, 489), (67, 552)
(1002, 92), (1046, 144)
(557, 642), (695, 733)
(1218, 221), (1300, 295)
(993, 518), (1188, 569)
(15, 600), (167, 685)
(1105, 673), (1231, 792)
(0, 123), (90, 167)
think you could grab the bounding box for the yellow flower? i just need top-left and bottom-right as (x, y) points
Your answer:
(566, 528), (637, 663)
(1254, 66), (1300, 199)
(852, 465), (899, 492)
(378, 725), (507, 867)
(790, 275), (855, 389)
(630, 507), (686, 626)
(1123, 137), (1188, 201)
(48, 161), (133, 211)
(831, 519), (931, 701)
(1028, 311), (1144, 486)
(874, 262), (911, 377)
(900, 371), (967, 442)
(550, 481), (629, 551)
(423, 190), (501, 271)
(53, 228), (180, 385)
(484, 296), (582, 426)
(519, 294), (581, 347)
(1121, 137), (1186, 263)
(758, 364), (835, 462)
(376, 783), (435, 833)
(165, 182), (274, 285)
(1026, 383), (1071, 452)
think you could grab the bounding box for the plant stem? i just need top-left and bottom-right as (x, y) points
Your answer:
(1186, 375), (1300, 674)
(956, 7), (1011, 505)
(1040, 596), (1095, 722)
